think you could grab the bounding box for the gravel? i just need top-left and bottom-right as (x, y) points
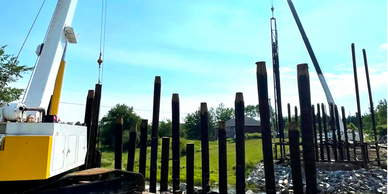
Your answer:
(246, 162), (387, 193)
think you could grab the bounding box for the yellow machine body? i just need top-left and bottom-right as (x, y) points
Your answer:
(0, 136), (53, 181)
(0, 123), (87, 181)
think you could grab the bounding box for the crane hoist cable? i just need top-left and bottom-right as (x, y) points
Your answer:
(21, 0), (49, 102)
(15, 0), (46, 62)
(97, 0), (108, 84)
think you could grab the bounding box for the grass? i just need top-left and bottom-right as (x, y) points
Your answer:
(101, 138), (289, 186)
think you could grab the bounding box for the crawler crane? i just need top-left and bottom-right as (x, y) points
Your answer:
(0, 1), (144, 193)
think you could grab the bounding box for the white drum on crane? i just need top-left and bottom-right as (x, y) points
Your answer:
(1, 102), (26, 122)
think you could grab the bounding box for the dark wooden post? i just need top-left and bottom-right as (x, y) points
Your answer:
(218, 121), (227, 194)
(351, 43), (367, 164)
(160, 137), (170, 192)
(321, 103), (331, 161)
(201, 103), (210, 193)
(363, 49), (380, 166)
(297, 63), (317, 194)
(186, 143), (194, 194)
(288, 121), (303, 194)
(87, 83), (102, 169)
(317, 104), (324, 161)
(150, 76), (161, 193)
(115, 115), (123, 170)
(85, 90), (94, 147)
(341, 107), (351, 161)
(139, 119), (148, 177)
(294, 106), (298, 123)
(329, 103), (338, 161)
(235, 92), (246, 193)
(256, 61), (276, 194)
(288, 103), (291, 122)
(80, 90), (94, 170)
(127, 124), (137, 171)
(353, 113), (358, 161)
(312, 105), (319, 161)
(172, 94), (180, 193)
(335, 105), (344, 161)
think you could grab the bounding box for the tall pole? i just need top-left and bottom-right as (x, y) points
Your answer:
(172, 94), (180, 193)
(114, 115), (123, 170)
(186, 143), (194, 194)
(126, 124), (137, 172)
(139, 119), (148, 177)
(79, 90), (94, 170)
(288, 122), (303, 194)
(87, 83), (102, 168)
(270, 7), (285, 159)
(149, 76), (161, 193)
(351, 43), (367, 165)
(297, 63), (317, 193)
(363, 49), (380, 166)
(256, 62), (276, 193)
(160, 137), (170, 192)
(235, 93), (246, 193)
(201, 103), (210, 193)
(218, 121), (227, 194)
(287, 0), (344, 132)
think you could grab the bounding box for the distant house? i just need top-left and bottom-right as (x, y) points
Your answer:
(214, 117), (261, 140)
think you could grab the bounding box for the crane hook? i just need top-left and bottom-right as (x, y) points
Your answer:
(97, 52), (103, 66)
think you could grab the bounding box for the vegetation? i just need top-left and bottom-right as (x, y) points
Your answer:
(183, 103), (267, 140)
(183, 107), (216, 140)
(101, 139), (285, 186)
(281, 99), (387, 140)
(344, 99), (387, 139)
(99, 103), (271, 149)
(0, 45), (33, 103)
(99, 104), (142, 149)
(215, 103), (234, 122)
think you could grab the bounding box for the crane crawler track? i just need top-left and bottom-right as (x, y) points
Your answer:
(0, 168), (145, 194)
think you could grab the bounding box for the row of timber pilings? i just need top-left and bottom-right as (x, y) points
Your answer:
(272, 44), (381, 166)
(104, 44), (380, 194)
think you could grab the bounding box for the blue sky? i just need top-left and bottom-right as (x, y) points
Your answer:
(1, 0), (386, 123)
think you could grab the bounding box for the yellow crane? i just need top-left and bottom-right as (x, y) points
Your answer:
(0, 1), (144, 193)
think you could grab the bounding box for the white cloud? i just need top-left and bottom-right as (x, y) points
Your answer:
(104, 49), (220, 74)
(379, 43), (387, 51)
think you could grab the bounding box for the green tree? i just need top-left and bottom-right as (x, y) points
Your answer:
(0, 45), (33, 103)
(75, 121), (82, 126)
(159, 119), (172, 137)
(179, 123), (187, 138)
(215, 103), (234, 122)
(184, 110), (201, 139)
(245, 104), (259, 118)
(347, 122), (358, 130)
(183, 107), (216, 140)
(362, 112), (376, 141)
(376, 99), (387, 125)
(346, 115), (357, 125)
(376, 125), (387, 138)
(99, 104), (141, 148)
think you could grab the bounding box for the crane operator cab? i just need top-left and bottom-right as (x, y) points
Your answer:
(0, 0), (87, 182)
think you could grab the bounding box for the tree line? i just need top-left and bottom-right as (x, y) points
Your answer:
(280, 99), (387, 140)
(349, 99), (387, 139)
(98, 103), (270, 149)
